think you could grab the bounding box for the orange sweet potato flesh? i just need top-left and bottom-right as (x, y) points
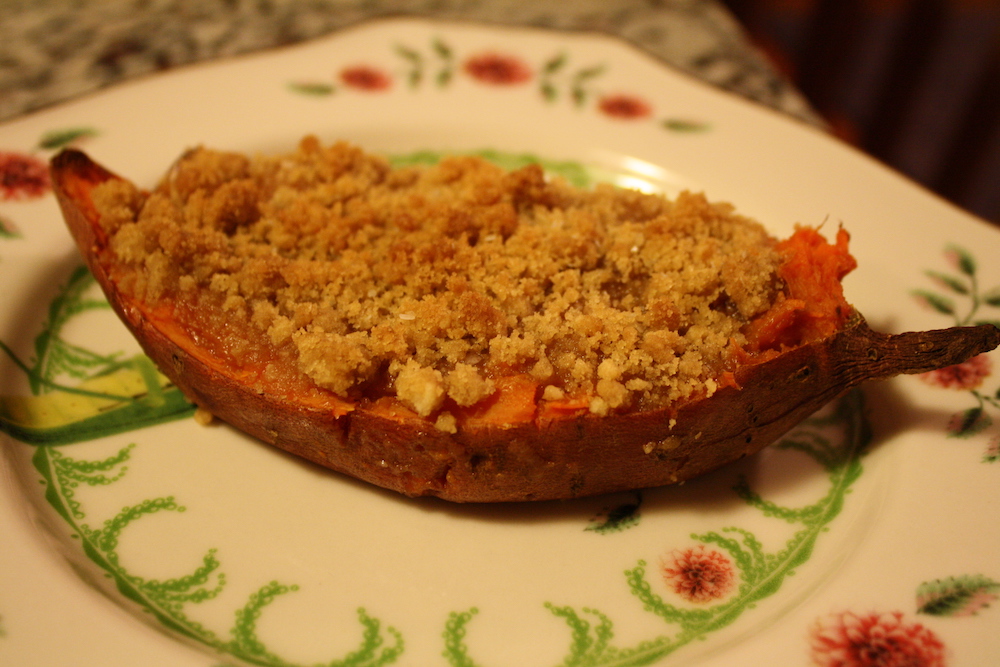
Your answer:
(51, 149), (1000, 502)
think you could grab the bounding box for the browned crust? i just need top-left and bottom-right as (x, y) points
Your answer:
(51, 149), (1000, 502)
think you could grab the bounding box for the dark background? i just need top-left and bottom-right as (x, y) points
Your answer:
(721, 0), (1000, 226)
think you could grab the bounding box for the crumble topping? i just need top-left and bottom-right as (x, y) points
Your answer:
(91, 136), (785, 418)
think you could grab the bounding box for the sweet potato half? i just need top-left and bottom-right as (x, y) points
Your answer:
(51, 148), (1000, 502)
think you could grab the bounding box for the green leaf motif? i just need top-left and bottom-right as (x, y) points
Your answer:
(948, 406), (992, 439)
(984, 437), (1000, 463)
(0, 215), (21, 239)
(542, 52), (568, 76)
(662, 119), (712, 133)
(586, 492), (642, 534)
(394, 43), (424, 89)
(391, 39), (456, 90)
(432, 38), (453, 60)
(394, 44), (422, 64)
(570, 64), (606, 108)
(984, 286), (1000, 308)
(536, 55), (605, 107)
(924, 269), (969, 295)
(912, 289), (955, 316)
(573, 64), (606, 82)
(287, 82), (336, 97)
(38, 127), (98, 150)
(947, 244), (977, 276)
(917, 575), (1000, 616)
(541, 81), (558, 103)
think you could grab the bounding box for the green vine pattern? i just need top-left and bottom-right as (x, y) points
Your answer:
(0, 267), (195, 444)
(0, 266), (125, 401)
(27, 266), (118, 394)
(442, 390), (869, 666)
(29, 391), (866, 666)
(33, 444), (404, 667)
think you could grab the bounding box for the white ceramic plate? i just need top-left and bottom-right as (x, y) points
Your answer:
(2, 18), (999, 667)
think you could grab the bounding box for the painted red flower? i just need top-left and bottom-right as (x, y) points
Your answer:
(339, 65), (392, 91)
(598, 94), (653, 120)
(463, 53), (532, 85)
(0, 151), (51, 201)
(810, 611), (946, 667)
(661, 544), (735, 603)
(919, 353), (992, 390)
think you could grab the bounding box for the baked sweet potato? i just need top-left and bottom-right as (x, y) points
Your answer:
(50, 146), (1000, 502)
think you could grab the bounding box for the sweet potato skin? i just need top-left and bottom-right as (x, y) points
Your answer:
(51, 149), (1000, 502)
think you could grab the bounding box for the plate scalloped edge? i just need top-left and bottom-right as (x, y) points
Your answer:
(0, 16), (999, 667)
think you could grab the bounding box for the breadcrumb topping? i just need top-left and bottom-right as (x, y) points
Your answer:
(91, 137), (785, 419)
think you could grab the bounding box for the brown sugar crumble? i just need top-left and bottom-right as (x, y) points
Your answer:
(91, 136), (786, 423)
